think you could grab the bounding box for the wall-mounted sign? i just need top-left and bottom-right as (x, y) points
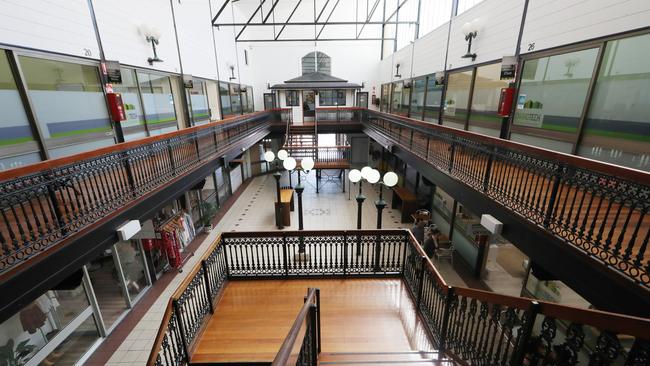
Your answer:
(183, 74), (193, 89)
(105, 61), (122, 84)
(500, 56), (517, 80)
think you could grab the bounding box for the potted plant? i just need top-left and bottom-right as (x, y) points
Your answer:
(0, 339), (36, 366)
(200, 202), (218, 232)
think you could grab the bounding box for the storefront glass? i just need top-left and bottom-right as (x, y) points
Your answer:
(189, 79), (210, 125)
(38, 315), (100, 366)
(380, 84), (390, 112)
(410, 77), (426, 119)
(215, 166), (231, 206)
(0, 50), (41, 170)
(219, 82), (232, 116)
(113, 68), (146, 141)
(423, 75), (442, 123)
(86, 250), (129, 330)
(511, 47), (599, 153)
(246, 86), (254, 112)
(578, 33), (650, 171)
(468, 63), (507, 137)
(319, 90), (346, 106)
(390, 82), (403, 114)
(230, 84), (242, 115)
(442, 70), (473, 130)
(0, 277), (91, 364)
(19, 55), (114, 158)
(114, 241), (148, 300)
(137, 71), (178, 135)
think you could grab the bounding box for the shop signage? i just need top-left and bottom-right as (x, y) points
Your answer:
(183, 74), (193, 88)
(105, 61), (122, 83)
(500, 56), (517, 80)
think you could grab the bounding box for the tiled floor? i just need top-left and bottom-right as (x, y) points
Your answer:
(101, 171), (466, 365)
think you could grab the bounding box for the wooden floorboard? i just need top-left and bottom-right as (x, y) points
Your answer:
(191, 279), (434, 364)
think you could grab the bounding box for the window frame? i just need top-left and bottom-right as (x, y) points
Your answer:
(318, 89), (346, 106)
(285, 90), (300, 106)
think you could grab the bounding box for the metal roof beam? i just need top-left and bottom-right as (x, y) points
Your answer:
(316, 0), (341, 40)
(236, 0), (268, 40)
(212, 0), (231, 25)
(356, 0), (381, 39)
(275, 0), (303, 40)
(214, 21), (414, 26)
(385, 0), (409, 23)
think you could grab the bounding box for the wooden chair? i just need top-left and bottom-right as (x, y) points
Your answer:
(435, 243), (455, 264)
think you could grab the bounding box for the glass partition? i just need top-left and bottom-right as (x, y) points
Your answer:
(137, 71), (178, 135)
(0, 50), (41, 170)
(443, 70), (473, 130)
(511, 47), (599, 153)
(230, 84), (242, 115)
(380, 84), (390, 112)
(390, 82), (403, 115)
(19, 55), (114, 158)
(113, 68), (146, 141)
(219, 82), (232, 116)
(468, 63), (508, 137)
(246, 86), (254, 112)
(86, 249), (129, 330)
(114, 241), (148, 300)
(578, 33), (650, 171)
(240, 86), (248, 114)
(424, 75), (442, 123)
(189, 78), (210, 125)
(410, 77), (426, 119)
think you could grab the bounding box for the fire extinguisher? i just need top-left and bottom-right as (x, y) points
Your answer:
(497, 87), (515, 117)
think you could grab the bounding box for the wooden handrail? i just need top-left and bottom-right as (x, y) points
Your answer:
(146, 234), (223, 366)
(0, 111), (269, 182)
(315, 107), (366, 111)
(271, 288), (319, 366)
(369, 110), (650, 184)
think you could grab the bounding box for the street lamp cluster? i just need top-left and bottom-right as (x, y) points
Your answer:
(349, 166), (398, 229)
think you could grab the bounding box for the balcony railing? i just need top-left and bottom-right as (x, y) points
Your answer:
(149, 230), (650, 366)
(0, 112), (272, 277)
(315, 107), (366, 123)
(365, 110), (650, 290)
(283, 146), (351, 164)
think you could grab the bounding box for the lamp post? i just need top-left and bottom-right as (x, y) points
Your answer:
(264, 149), (288, 229)
(348, 166), (375, 229)
(374, 171), (399, 229)
(283, 156), (314, 261)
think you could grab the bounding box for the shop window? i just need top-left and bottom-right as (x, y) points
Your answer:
(246, 86), (254, 112)
(40, 315), (100, 365)
(423, 75), (442, 123)
(319, 89), (346, 106)
(189, 78), (210, 125)
(410, 77), (426, 119)
(380, 84), (390, 112)
(511, 47), (599, 153)
(215, 166), (231, 205)
(137, 71), (178, 135)
(468, 63), (508, 137)
(443, 70), (473, 130)
(0, 277), (93, 364)
(114, 241), (149, 301)
(113, 68), (146, 141)
(390, 82), (403, 114)
(285, 90), (300, 107)
(18, 55), (114, 158)
(0, 50), (41, 170)
(578, 33), (650, 171)
(219, 82), (232, 116)
(230, 84), (242, 114)
(86, 249), (129, 330)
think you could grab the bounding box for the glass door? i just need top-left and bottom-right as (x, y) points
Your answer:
(263, 93), (275, 110)
(356, 92), (368, 108)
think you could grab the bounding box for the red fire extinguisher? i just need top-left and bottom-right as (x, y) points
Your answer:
(497, 87), (515, 117)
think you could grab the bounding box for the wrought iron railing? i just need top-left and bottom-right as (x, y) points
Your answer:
(0, 112), (272, 276)
(271, 288), (321, 366)
(148, 235), (228, 366)
(283, 146), (351, 164)
(315, 107), (366, 123)
(149, 230), (650, 366)
(365, 110), (650, 289)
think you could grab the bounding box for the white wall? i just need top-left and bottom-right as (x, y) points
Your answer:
(246, 41), (380, 110)
(0, 0), (99, 59)
(521, 0), (650, 54)
(173, 0), (219, 79)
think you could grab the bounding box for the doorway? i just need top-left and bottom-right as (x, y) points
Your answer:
(356, 92), (368, 108)
(263, 93), (276, 110)
(303, 90), (315, 122)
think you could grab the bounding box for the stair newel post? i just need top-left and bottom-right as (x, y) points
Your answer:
(438, 286), (455, 358)
(510, 301), (540, 366)
(416, 256), (427, 309)
(316, 288), (321, 354)
(200, 260), (214, 314)
(172, 299), (190, 363)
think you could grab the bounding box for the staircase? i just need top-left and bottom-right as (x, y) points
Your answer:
(318, 351), (456, 365)
(286, 124), (317, 147)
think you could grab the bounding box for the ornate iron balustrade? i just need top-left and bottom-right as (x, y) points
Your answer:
(365, 110), (650, 289)
(0, 112), (272, 277)
(315, 107), (366, 123)
(149, 230), (649, 366)
(283, 146), (351, 164)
